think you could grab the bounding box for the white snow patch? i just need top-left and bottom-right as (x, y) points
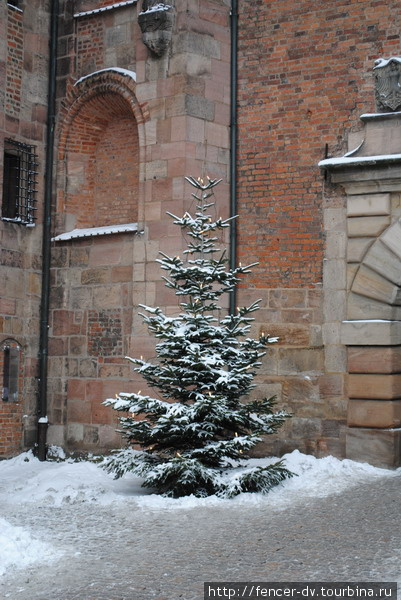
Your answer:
(374, 57), (401, 69)
(52, 223), (138, 242)
(74, 1), (137, 19)
(319, 153), (401, 168)
(74, 68), (137, 87)
(139, 3), (172, 15)
(0, 517), (59, 578)
(0, 449), (397, 513)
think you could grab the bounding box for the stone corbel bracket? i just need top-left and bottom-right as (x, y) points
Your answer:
(138, 1), (174, 57)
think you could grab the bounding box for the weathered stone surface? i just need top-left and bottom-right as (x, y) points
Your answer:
(347, 193), (390, 217)
(347, 237), (374, 263)
(352, 264), (401, 305)
(349, 373), (401, 399)
(347, 291), (401, 320)
(346, 427), (401, 468)
(277, 348), (324, 375)
(348, 399), (401, 428)
(347, 215), (390, 237)
(348, 346), (401, 373)
(381, 219), (401, 258)
(341, 319), (401, 345)
(364, 240), (401, 285)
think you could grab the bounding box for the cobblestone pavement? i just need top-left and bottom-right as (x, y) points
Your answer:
(1, 473), (400, 600)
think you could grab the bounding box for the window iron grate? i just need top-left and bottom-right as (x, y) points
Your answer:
(2, 138), (38, 226)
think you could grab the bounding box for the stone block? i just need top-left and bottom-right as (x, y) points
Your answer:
(323, 259), (346, 289)
(347, 237), (374, 263)
(347, 263), (358, 290)
(89, 244), (121, 267)
(46, 425), (65, 447)
(346, 427), (401, 468)
(381, 220), (401, 258)
(348, 399), (401, 428)
(277, 348), (324, 376)
(324, 208), (346, 232)
(291, 417), (321, 438)
(347, 216), (390, 238)
(172, 32), (220, 59)
(67, 398), (92, 423)
(323, 289), (346, 322)
(352, 265), (401, 305)
(364, 240), (401, 286)
(79, 358), (98, 378)
(349, 373), (401, 399)
(83, 425), (100, 445)
(319, 373), (344, 397)
(81, 268), (110, 285)
(263, 324), (310, 346)
(67, 423), (84, 444)
(326, 231), (346, 259)
(347, 292), (401, 321)
(347, 193), (390, 217)
(145, 159), (168, 180)
(341, 319), (401, 345)
(348, 346), (401, 374)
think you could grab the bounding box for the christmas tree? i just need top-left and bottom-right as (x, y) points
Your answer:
(104, 176), (292, 497)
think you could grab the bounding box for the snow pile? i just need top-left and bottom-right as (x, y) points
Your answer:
(0, 449), (397, 511)
(0, 451), (145, 507)
(0, 517), (58, 579)
(0, 449), (398, 579)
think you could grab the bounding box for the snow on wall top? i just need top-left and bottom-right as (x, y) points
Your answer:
(139, 3), (172, 15)
(74, 0), (137, 19)
(374, 57), (401, 69)
(52, 223), (138, 242)
(74, 67), (137, 86)
(319, 153), (401, 169)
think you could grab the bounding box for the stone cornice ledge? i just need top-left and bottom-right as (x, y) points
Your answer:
(319, 154), (401, 170)
(341, 320), (401, 346)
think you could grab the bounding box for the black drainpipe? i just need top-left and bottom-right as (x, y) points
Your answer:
(37, 0), (59, 461)
(229, 0), (238, 316)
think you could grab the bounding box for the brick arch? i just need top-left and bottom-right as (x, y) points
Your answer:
(349, 219), (401, 319)
(57, 70), (147, 230)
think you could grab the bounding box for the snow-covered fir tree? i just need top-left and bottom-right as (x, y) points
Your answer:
(104, 176), (292, 497)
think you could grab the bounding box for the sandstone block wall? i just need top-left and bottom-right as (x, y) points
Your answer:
(237, 0), (401, 457)
(0, 1), (50, 455)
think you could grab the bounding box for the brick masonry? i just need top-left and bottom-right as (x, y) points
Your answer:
(2, 0), (401, 463)
(0, 1), (49, 455)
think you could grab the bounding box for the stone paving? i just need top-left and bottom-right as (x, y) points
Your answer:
(1, 473), (400, 600)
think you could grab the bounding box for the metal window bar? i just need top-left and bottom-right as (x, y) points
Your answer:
(2, 139), (38, 225)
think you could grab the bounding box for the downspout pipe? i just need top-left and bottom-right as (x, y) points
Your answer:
(229, 0), (238, 316)
(37, 0), (59, 461)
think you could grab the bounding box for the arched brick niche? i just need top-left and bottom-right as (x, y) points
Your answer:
(58, 70), (145, 231)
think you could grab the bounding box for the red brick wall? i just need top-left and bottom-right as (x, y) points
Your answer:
(237, 0), (401, 288)
(5, 6), (23, 118)
(62, 93), (139, 229)
(0, 340), (24, 456)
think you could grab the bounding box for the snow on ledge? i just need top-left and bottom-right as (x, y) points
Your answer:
(74, 0), (137, 18)
(319, 153), (401, 168)
(52, 223), (138, 242)
(75, 67), (137, 86)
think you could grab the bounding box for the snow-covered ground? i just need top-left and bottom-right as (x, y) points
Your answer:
(0, 448), (398, 580)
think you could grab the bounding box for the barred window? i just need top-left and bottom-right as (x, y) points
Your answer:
(2, 139), (38, 225)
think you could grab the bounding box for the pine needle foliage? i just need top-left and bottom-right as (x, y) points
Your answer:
(104, 177), (292, 497)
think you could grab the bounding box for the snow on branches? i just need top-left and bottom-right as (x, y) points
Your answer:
(103, 177), (292, 497)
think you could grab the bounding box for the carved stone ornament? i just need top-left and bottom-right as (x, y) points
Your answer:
(374, 57), (401, 112)
(138, 1), (174, 57)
